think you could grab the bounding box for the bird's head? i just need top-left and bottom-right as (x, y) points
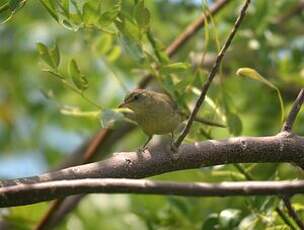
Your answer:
(119, 89), (152, 113)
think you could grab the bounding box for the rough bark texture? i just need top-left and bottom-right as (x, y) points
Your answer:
(1, 132), (304, 187)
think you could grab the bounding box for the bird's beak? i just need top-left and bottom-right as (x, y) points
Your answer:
(118, 102), (127, 108)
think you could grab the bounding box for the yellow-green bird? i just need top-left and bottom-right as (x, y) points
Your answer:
(119, 89), (182, 148)
(119, 89), (225, 148)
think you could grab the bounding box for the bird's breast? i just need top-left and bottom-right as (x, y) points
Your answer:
(135, 109), (181, 136)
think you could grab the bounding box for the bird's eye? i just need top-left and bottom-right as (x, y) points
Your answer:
(133, 95), (139, 100)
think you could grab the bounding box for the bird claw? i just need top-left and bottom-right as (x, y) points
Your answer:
(136, 146), (149, 154)
(169, 142), (178, 153)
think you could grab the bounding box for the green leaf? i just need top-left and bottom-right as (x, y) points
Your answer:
(99, 2), (120, 27)
(107, 46), (121, 62)
(82, 2), (99, 26)
(226, 112), (242, 136)
(69, 59), (88, 91)
(167, 197), (189, 215)
(40, 0), (59, 22)
(160, 62), (191, 74)
(94, 34), (113, 55)
(62, 0), (69, 16)
(50, 42), (60, 68)
(236, 67), (285, 122)
(134, 0), (150, 31)
(115, 15), (142, 43)
(37, 42), (56, 69)
(119, 36), (144, 62)
(71, 0), (82, 20)
(100, 109), (125, 128)
(218, 209), (241, 229)
(202, 214), (219, 230)
(9, 0), (24, 11)
(60, 107), (100, 118)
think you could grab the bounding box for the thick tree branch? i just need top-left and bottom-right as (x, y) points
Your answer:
(1, 132), (304, 188)
(2, 179), (304, 207)
(282, 196), (304, 230)
(282, 89), (304, 132)
(175, 0), (251, 147)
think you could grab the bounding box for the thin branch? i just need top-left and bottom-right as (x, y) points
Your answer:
(275, 207), (297, 230)
(0, 2), (9, 13)
(174, 0), (251, 147)
(232, 163), (295, 228)
(282, 89), (304, 132)
(36, 1), (233, 229)
(2, 179), (304, 207)
(282, 196), (304, 230)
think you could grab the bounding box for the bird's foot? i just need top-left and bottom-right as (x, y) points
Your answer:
(167, 142), (179, 160)
(170, 143), (178, 153)
(136, 146), (149, 154)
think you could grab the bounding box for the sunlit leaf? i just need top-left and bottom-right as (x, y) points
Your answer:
(94, 34), (113, 55)
(39, 0), (59, 22)
(49, 42), (60, 68)
(60, 107), (100, 118)
(61, 0), (69, 17)
(134, 0), (150, 31)
(218, 209), (241, 229)
(69, 59), (88, 91)
(118, 35), (144, 62)
(99, 5), (120, 27)
(82, 2), (99, 26)
(211, 170), (245, 180)
(61, 18), (79, 31)
(107, 46), (121, 62)
(115, 15), (142, 43)
(160, 62), (191, 74)
(236, 67), (285, 122)
(37, 42), (56, 69)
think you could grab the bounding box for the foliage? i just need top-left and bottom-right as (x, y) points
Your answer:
(0, 0), (303, 229)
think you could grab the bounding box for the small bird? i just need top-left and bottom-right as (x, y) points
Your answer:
(119, 89), (182, 148)
(119, 89), (225, 149)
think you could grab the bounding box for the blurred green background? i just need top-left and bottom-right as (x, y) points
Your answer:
(0, 0), (304, 229)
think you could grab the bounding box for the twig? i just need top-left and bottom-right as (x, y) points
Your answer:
(282, 196), (304, 230)
(2, 179), (304, 207)
(275, 207), (297, 230)
(0, 2), (9, 13)
(282, 89), (304, 132)
(36, 1), (233, 229)
(174, 0), (251, 147)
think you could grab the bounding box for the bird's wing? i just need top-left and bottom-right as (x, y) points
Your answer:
(158, 93), (179, 111)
